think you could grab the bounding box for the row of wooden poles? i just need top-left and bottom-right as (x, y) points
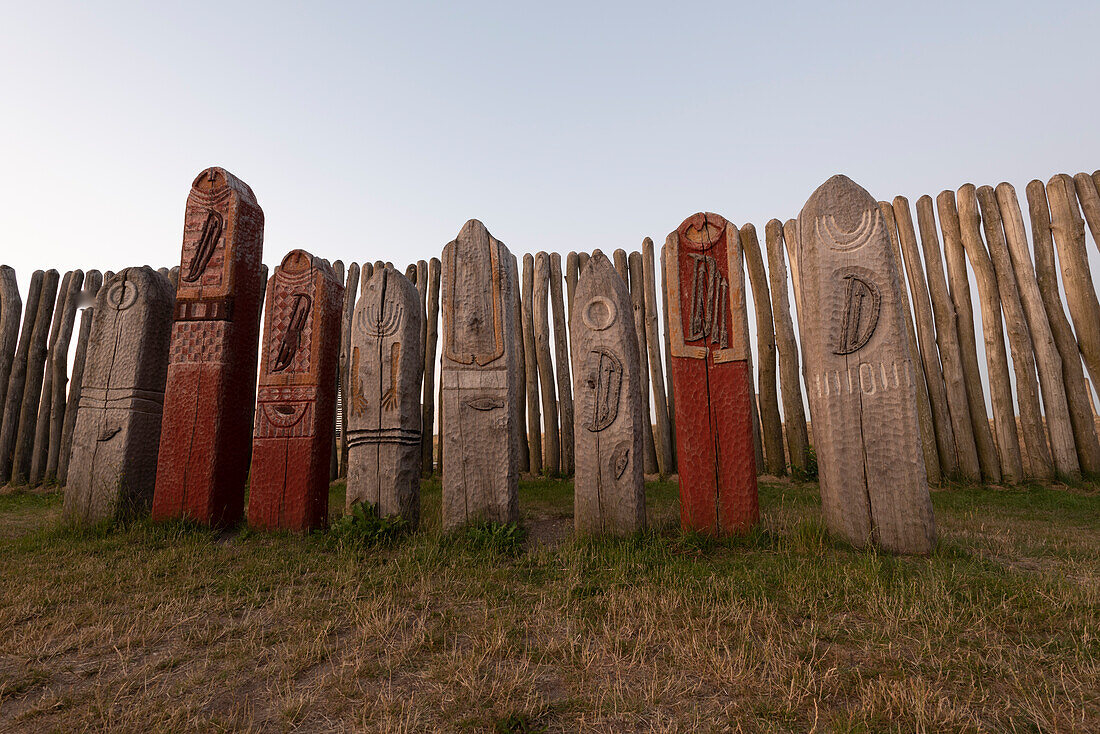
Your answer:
(1, 171), (1099, 490)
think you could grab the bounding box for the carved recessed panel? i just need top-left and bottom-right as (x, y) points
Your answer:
(834, 274), (881, 355)
(584, 348), (623, 432)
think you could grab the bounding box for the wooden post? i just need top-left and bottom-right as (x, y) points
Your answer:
(996, 183), (1080, 477)
(331, 260), (344, 482)
(628, 250), (659, 475)
(1073, 172), (1100, 254)
(509, 253), (529, 474)
(168, 266), (179, 291)
(578, 251), (590, 274)
(549, 253), (574, 476)
(642, 237), (673, 476)
(522, 253), (542, 473)
(31, 271), (81, 485)
(533, 253), (560, 475)
(915, 196), (982, 481)
(338, 262), (360, 479)
(44, 269), (88, 484)
(10, 269), (59, 485)
(740, 224), (785, 476)
(766, 220), (809, 472)
(0, 267), (21, 433)
(958, 184), (1022, 482)
(1046, 174), (1100, 397)
(58, 270), (103, 486)
(1025, 180), (1100, 475)
(565, 252), (579, 319)
(613, 249), (628, 283)
(936, 191), (1002, 482)
(881, 204), (942, 486)
(781, 220), (804, 321)
(893, 197), (958, 478)
(976, 185), (1053, 480)
(421, 258), (441, 476)
(0, 270), (42, 484)
(659, 245), (677, 472)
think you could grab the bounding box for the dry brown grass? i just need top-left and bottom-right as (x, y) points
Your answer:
(0, 476), (1097, 733)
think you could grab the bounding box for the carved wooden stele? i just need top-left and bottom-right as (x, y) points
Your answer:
(247, 250), (343, 531)
(663, 213), (759, 535)
(796, 175), (935, 554)
(440, 219), (520, 529)
(571, 251), (645, 535)
(152, 167), (265, 528)
(63, 268), (173, 523)
(345, 266), (424, 527)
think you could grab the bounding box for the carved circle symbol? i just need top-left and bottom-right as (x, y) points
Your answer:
(106, 281), (138, 311)
(581, 296), (617, 331)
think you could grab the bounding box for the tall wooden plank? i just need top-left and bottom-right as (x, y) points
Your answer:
(43, 269), (88, 484)
(509, 253), (528, 474)
(628, 250), (658, 475)
(0, 267), (22, 442)
(765, 221), (809, 473)
(58, 271), (104, 486)
(10, 269), (60, 485)
(549, 253), (574, 476)
(421, 258), (441, 476)
(521, 253), (542, 474)
(642, 237), (673, 476)
(0, 270), (44, 484)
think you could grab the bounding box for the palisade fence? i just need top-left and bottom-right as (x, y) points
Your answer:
(2, 170), (1100, 489)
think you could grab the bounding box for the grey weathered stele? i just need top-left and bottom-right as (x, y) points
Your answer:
(796, 175), (935, 554)
(345, 265), (424, 526)
(440, 219), (520, 529)
(570, 251), (645, 534)
(63, 268), (174, 523)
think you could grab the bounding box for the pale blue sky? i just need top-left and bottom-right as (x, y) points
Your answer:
(3, 1), (1098, 278)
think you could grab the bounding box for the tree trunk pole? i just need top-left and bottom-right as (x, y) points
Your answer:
(1047, 174), (1100, 397)
(565, 252), (579, 320)
(628, 250), (658, 475)
(915, 196), (982, 481)
(509, 253), (529, 474)
(330, 261), (344, 482)
(770, 220), (809, 471)
(10, 269), (59, 485)
(521, 253), (542, 474)
(1025, 180), (1100, 475)
(881, 204), (941, 486)
(996, 183), (1079, 478)
(1073, 172), (1100, 255)
(613, 249), (628, 283)
(44, 268), (87, 484)
(421, 258), (441, 476)
(739, 224), (785, 476)
(642, 237), (673, 477)
(58, 270), (103, 486)
(936, 191), (1002, 482)
(31, 270), (81, 485)
(0, 267), (21, 434)
(958, 184), (1023, 482)
(0, 270), (42, 484)
(659, 245), (677, 472)
(893, 197), (958, 478)
(338, 262), (360, 479)
(533, 252), (559, 475)
(976, 185), (1054, 480)
(549, 253), (574, 476)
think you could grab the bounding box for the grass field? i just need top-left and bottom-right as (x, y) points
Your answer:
(0, 476), (1097, 732)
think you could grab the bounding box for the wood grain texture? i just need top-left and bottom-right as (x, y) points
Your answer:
(936, 191), (1002, 482)
(534, 253), (560, 475)
(58, 271), (104, 487)
(893, 197), (957, 479)
(30, 270), (81, 486)
(797, 175), (934, 554)
(440, 220), (520, 528)
(63, 268), (173, 523)
(765, 220), (809, 473)
(0, 266), (21, 446)
(665, 212), (758, 536)
(571, 251), (645, 534)
(628, 250), (658, 475)
(565, 252), (579, 321)
(338, 262), (360, 479)
(1074, 172), (1100, 255)
(613, 249), (628, 283)
(346, 265), (423, 527)
(10, 269), (59, 485)
(550, 253), (575, 476)
(880, 204), (941, 486)
(1047, 174), (1100, 400)
(958, 184), (1023, 482)
(152, 167), (265, 528)
(915, 196), (982, 481)
(248, 251), (343, 532)
(740, 223), (785, 476)
(976, 185), (1053, 480)
(44, 269), (88, 484)
(659, 247), (677, 472)
(509, 253), (528, 474)
(641, 237), (673, 477)
(1025, 181), (1100, 474)
(422, 257), (441, 476)
(996, 183), (1079, 477)
(521, 253), (542, 474)
(0, 270), (43, 484)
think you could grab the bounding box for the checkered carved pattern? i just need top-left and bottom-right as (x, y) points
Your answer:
(169, 320), (228, 364)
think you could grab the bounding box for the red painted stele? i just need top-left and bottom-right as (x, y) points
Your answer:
(664, 212), (759, 534)
(151, 167), (265, 527)
(247, 250), (343, 531)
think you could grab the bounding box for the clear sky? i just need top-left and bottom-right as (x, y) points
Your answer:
(3, 1), (1098, 277)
